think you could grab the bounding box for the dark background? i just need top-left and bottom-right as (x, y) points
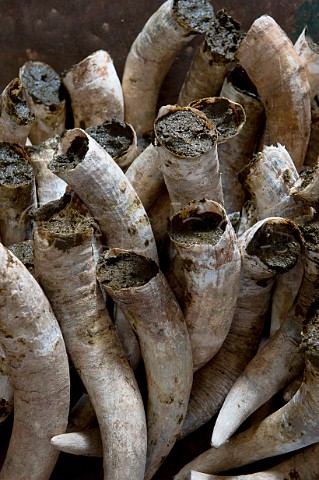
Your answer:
(0, 0), (318, 104)
(0, 1), (318, 478)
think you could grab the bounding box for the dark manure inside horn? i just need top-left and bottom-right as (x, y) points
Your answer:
(0, 143), (34, 186)
(228, 66), (259, 98)
(170, 205), (226, 245)
(205, 9), (244, 62)
(40, 207), (96, 250)
(86, 119), (133, 159)
(97, 251), (159, 290)
(247, 221), (302, 273)
(20, 62), (65, 106)
(155, 110), (216, 157)
(49, 135), (89, 172)
(190, 98), (245, 141)
(173, 0), (213, 33)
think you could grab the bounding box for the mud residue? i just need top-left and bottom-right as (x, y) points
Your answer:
(246, 221), (302, 273)
(49, 135), (89, 172)
(228, 66), (259, 98)
(0, 143), (34, 186)
(155, 110), (217, 157)
(173, 0), (213, 33)
(97, 251), (159, 290)
(8, 240), (34, 270)
(20, 62), (64, 106)
(40, 207), (96, 250)
(170, 210), (225, 245)
(190, 98), (245, 141)
(205, 9), (245, 62)
(86, 119), (133, 159)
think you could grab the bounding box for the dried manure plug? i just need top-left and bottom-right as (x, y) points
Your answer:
(179, 216), (302, 439)
(188, 97), (246, 144)
(169, 199), (241, 371)
(122, 0), (214, 136)
(34, 208), (147, 480)
(0, 142), (36, 246)
(294, 27), (319, 99)
(19, 61), (66, 144)
(49, 128), (158, 261)
(218, 67), (265, 213)
(97, 249), (193, 480)
(154, 105), (221, 212)
(236, 15), (311, 171)
(86, 118), (138, 169)
(62, 50), (124, 129)
(26, 135), (67, 206)
(0, 78), (34, 146)
(0, 244), (70, 480)
(178, 9), (245, 106)
(175, 298), (319, 478)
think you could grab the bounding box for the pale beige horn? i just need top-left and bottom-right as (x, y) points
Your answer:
(236, 15), (311, 171)
(97, 249), (193, 480)
(62, 50), (124, 128)
(33, 207), (147, 480)
(26, 135), (67, 206)
(0, 244), (70, 480)
(294, 27), (319, 99)
(122, 0), (213, 136)
(179, 216), (303, 439)
(125, 143), (164, 211)
(169, 199), (241, 371)
(49, 128), (158, 260)
(239, 144), (313, 224)
(218, 66), (265, 213)
(188, 442), (319, 479)
(210, 221), (318, 449)
(175, 300), (319, 479)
